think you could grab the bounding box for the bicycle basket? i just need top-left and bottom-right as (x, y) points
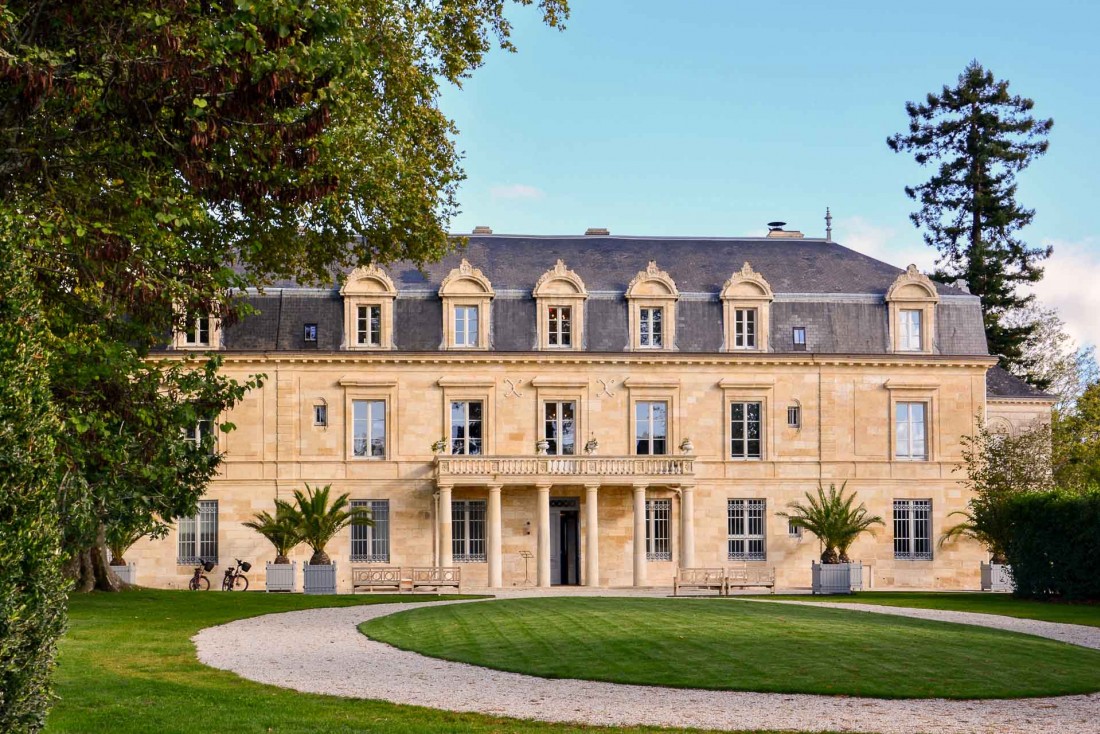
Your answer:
(240, 561), (252, 572)
(202, 561), (216, 572)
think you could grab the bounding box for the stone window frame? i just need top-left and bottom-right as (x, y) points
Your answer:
(339, 377), (398, 462)
(532, 377), (586, 457)
(173, 312), (222, 350)
(340, 263), (397, 351)
(721, 262), (773, 353)
(885, 381), (939, 462)
(625, 378), (680, 456)
(718, 379), (774, 462)
(439, 259), (494, 351)
(728, 400), (764, 460)
(438, 377), (496, 456)
(886, 264), (939, 355)
(534, 259), (587, 351)
(626, 261), (679, 352)
(893, 498), (933, 561)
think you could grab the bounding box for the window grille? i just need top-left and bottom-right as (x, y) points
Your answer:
(357, 305), (382, 346)
(730, 402), (762, 459)
(894, 499), (932, 560)
(635, 401), (668, 455)
(548, 306), (572, 347)
(734, 308), (757, 349)
(454, 305), (479, 347)
(645, 499), (672, 561)
(452, 500), (486, 563)
(352, 400), (386, 458)
(350, 500), (390, 562)
(450, 401), (483, 455)
(895, 402), (928, 460)
(544, 401), (576, 455)
(639, 307), (663, 347)
(728, 499), (766, 560)
(177, 500), (218, 564)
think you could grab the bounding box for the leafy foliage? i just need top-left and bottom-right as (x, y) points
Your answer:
(888, 61), (1053, 378)
(286, 485), (370, 565)
(1053, 381), (1100, 491)
(243, 501), (304, 564)
(1005, 303), (1099, 413)
(1002, 488), (1100, 601)
(778, 483), (883, 563)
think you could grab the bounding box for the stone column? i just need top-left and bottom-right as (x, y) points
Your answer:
(680, 484), (695, 569)
(584, 483), (600, 587)
(536, 484), (551, 588)
(438, 485), (453, 567)
(487, 484), (503, 588)
(633, 483), (647, 587)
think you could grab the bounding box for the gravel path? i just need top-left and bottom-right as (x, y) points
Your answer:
(193, 598), (1100, 734)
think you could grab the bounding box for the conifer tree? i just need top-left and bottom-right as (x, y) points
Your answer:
(888, 61), (1053, 379)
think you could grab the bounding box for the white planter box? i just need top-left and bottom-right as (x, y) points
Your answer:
(812, 561), (860, 595)
(303, 562), (337, 595)
(981, 562), (1014, 592)
(111, 562), (136, 585)
(265, 562), (296, 592)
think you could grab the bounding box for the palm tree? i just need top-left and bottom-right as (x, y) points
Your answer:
(286, 484), (371, 565)
(243, 499), (303, 564)
(778, 482), (884, 564)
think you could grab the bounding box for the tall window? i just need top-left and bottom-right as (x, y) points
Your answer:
(356, 305), (381, 346)
(184, 315), (211, 346)
(184, 419), (213, 453)
(351, 500), (389, 562)
(454, 305), (479, 347)
(177, 500), (218, 564)
(895, 402), (928, 460)
(734, 308), (757, 349)
(452, 500), (486, 562)
(792, 326), (807, 351)
(450, 401), (483, 455)
(635, 401), (668, 455)
(544, 401), (576, 455)
(730, 402), (762, 459)
(548, 306), (572, 347)
(645, 499), (671, 561)
(899, 309), (922, 351)
(352, 400), (386, 458)
(728, 499), (766, 560)
(639, 307), (663, 348)
(894, 499), (932, 560)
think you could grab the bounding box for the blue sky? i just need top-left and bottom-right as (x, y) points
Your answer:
(438, 1), (1099, 347)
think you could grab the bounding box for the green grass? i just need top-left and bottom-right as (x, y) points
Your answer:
(362, 597), (1100, 699)
(48, 590), (782, 734)
(763, 592), (1100, 627)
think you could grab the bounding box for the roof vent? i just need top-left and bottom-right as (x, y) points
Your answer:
(584, 227), (610, 236)
(472, 225), (493, 235)
(766, 221), (804, 239)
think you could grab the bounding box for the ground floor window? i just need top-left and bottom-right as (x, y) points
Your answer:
(645, 498), (672, 561)
(452, 500), (486, 563)
(727, 498), (766, 560)
(350, 499), (390, 562)
(177, 500), (218, 564)
(894, 499), (932, 560)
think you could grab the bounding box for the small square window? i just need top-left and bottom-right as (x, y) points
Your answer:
(304, 323), (318, 343)
(314, 404), (328, 427)
(788, 519), (803, 538)
(792, 327), (806, 351)
(787, 405), (801, 429)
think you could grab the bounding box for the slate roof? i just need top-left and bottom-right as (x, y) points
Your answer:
(986, 366), (1054, 400)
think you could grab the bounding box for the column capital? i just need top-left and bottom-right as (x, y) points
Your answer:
(535, 482), (552, 493)
(584, 482), (600, 492)
(487, 483), (503, 492)
(437, 483), (453, 493)
(632, 482), (648, 493)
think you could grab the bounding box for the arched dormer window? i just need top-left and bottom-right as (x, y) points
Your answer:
(173, 309), (222, 351)
(721, 262), (774, 352)
(886, 265), (939, 355)
(533, 259), (588, 350)
(341, 264), (397, 350)
(626, 261), (678, 351)
(439, 258), (494, 350)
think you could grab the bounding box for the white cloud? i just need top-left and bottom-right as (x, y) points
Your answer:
(834, 216), (937, 273)
(489, 183), (545, 201)
(1030, 238), (1100, 348)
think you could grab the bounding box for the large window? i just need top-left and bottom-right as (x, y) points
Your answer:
(351, 500), (389, 562)
(454, 305), (479, 347)
(639, 307), (663, 348)
(352, 400), (386, 458)
(356, 304), (382, 346)
(899, 309), (922, 351)
(734, 308), (757, 349)
(544, 401), (576, 455)
(895, 402), (928, 460)
(452, 500), (486, 563)
(177, 500), (218, 564)
(728, 499), (766, 560)
(729, 402), (762, 459)
(635, 401), (668, 455)
(450, 401), (483, 455)
(645, 499), (671, 561)
(547, 306), (572, 347)
(184, 315), (211, 346)
(894, 499), (932, 560)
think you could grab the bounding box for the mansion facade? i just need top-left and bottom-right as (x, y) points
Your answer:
(131, 229), (1053, 590)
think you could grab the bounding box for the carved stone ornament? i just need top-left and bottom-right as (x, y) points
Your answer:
(533, 259), (588, 297)
(721, 261), (774, 301)
(439, 258), (494, 296)
(340, 262), (397, 296)
(625, 261), (679, 298)
(886, 264), (939, 302)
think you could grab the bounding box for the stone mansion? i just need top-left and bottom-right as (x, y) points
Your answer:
(130, 228), (1053, 591)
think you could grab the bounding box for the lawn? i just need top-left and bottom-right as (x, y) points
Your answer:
(362, 596), (1100, 699)
(47, 590), (775, 734)
(763, 592), (1100, 627)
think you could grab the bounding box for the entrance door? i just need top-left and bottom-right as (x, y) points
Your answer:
(550, 498), (580, 585)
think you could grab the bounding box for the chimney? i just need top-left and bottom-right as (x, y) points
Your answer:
(584, 227), (610, 236)
(765, 221), (804, 239)
(472, 225), (493, 235)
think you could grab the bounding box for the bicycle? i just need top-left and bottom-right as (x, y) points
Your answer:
(221, 559), (251, 591)
(189, 560), (215, 590)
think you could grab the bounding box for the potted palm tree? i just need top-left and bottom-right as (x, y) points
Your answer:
(106, 524), (149, 586)
(243, 499), (303, 592)
(779, 482), (883, 594)
(286, 484), (370, 594)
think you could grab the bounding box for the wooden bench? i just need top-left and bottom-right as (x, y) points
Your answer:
(673, 567), (727, 596)
(726, 563), (775, 593)
(351, 566), (403, 593)
(408, 566), (461, 592)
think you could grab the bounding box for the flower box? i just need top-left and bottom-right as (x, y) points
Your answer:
(303, 562), (337, 594)
(265, 562), (296, 592)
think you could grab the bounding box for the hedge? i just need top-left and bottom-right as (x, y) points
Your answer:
(1003, 488), (1100, 601)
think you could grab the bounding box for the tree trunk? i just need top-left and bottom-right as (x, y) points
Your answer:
(309, 549), (331, 565)
(67, 525), (130, 592)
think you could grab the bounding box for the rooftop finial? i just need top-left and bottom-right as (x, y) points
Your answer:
(825, 207), (833, 242)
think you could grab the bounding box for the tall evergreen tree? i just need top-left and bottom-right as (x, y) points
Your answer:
(888, 61), (1053, 379)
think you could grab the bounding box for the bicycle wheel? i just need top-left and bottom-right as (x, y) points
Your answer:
(192, 575), (209, 591)
(222, 575), (232, 591)
(234, 574), (249, 592)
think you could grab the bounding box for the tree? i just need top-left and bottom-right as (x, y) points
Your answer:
(1004, 302), (1098, 408)
(243, 500), (304, 564)
(286, 485), (370, 565)
(888, 61), (1053, 378)
(778, 483), (883, 564)
(1053, 381), (1100, 491)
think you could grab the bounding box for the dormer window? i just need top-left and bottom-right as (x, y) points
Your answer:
(548, 306), (572, 347)
(899, 310), (922, 351)
(721, 262), (773, 353)
(174, 312), (221, 350)
(885, 265), (939, 355)
(733, 308), (756, 349)
(356, 305), (382, 346)
(303, 323), (318, 344)
(439, 259), (494, 350)
(341, 264), (397, 351)
(793, 326), (807, 351)
(639, 307), (664, 348)
(626, 261), (679, 352)
(454, 305), (479, 347)
(534, 260), (587, 351)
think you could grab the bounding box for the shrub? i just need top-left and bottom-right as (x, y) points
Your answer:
(1002, 488), (1100, 601)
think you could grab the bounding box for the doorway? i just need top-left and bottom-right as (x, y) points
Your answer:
(550, 498), (580, 585)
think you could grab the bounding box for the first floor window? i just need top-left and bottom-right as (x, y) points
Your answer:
(351, 500), (390, 562)
(454, 305), (479, 347)
(548, 306), (572, 347)
(450, 401), (483, 455)
(639, 307), (663, 348)
(895, 402), (928, 460)
(544, 401), (576, 455)
(178, 500), (218, 564)
(728, 499), (766, 560)
(899, 309), (923, 351)
(730, 402), (762, 459)
(357, 305), (381, 346)
(184, 314), (210, 346)
(734, 308), (757, 349)
(645, 499), (671, 561)
(184, 418), (214, 453)
(352, 400), (386, 458)
(452, 500), (486, 563)
(894, 499), (932, 560)
(635, 401), (668, 455)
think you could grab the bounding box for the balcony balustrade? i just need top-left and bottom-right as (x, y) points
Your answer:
(435, 454), (694, 484)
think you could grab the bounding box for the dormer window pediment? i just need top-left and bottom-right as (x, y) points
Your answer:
(534, 259), (587, 350)
(721, 262), (773, 352)
(440, 259), (493, 350)
(886, 264), (939, 355)
(341, 263), (397, 350)
(626, 261), (679, 351)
